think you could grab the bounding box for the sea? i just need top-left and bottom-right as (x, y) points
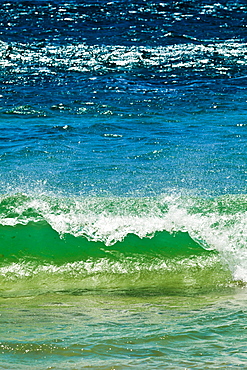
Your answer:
(0, 0), (247, 369)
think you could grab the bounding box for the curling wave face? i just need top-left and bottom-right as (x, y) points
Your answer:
(0, 192), (246, 296)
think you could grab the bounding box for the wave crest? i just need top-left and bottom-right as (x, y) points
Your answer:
(0, 192), (246, 284)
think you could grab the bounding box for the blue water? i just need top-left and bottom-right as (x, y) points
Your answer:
(0, 1), (247, 369)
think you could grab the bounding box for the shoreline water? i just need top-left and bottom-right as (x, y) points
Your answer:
(1, 286), (247, 369)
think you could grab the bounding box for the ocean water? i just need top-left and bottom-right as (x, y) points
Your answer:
(0, 0), (247, 369)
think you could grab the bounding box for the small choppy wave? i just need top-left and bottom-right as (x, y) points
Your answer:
(1, 38), (246, 119)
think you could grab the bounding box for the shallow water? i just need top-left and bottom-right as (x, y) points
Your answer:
(1, 288), (247, 369)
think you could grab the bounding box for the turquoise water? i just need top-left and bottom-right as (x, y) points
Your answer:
(1, 1), (247, 368)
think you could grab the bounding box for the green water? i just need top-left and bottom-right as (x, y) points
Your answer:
(0, 193), (246, 368)
(1, 288), (247, 369)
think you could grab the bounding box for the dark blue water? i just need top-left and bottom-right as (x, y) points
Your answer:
(0, 0), (247, 196)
